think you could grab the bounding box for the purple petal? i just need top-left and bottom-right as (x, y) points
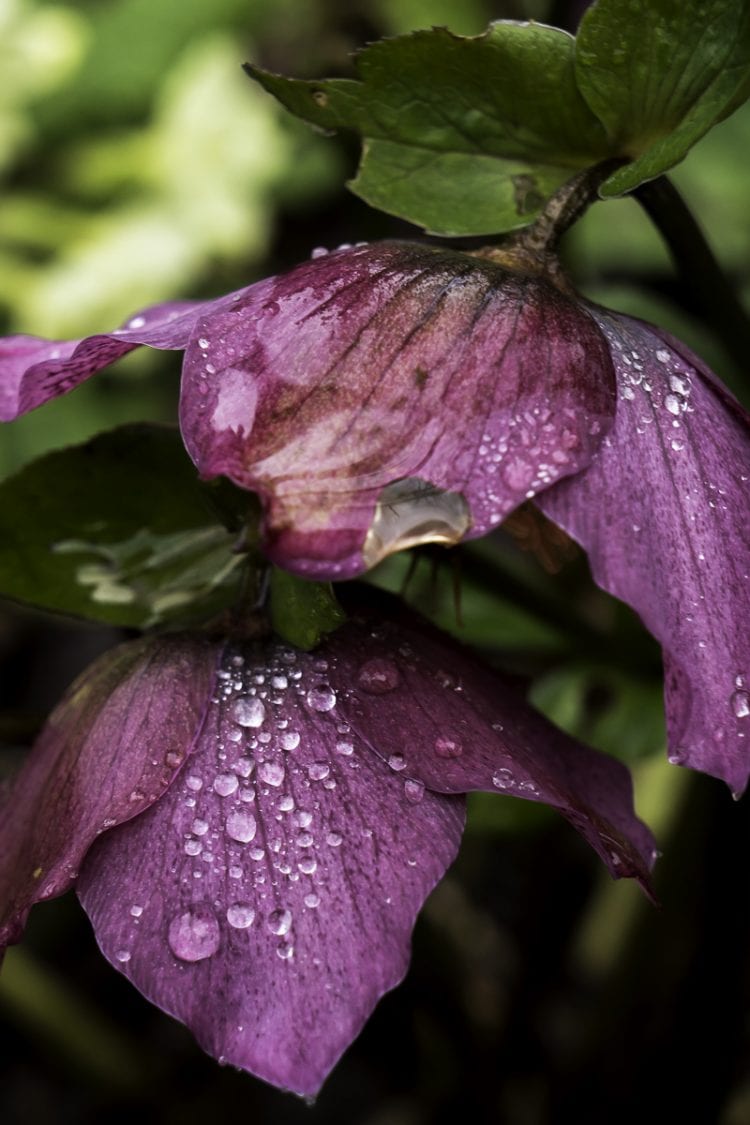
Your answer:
(323, 610), (656, 886)
(0, 636), (217, 947)
(77, 637), (464, 1096)
(179, 242), (616, 578)
(538, 310), (750, 792)
(0, 300), (215, 420)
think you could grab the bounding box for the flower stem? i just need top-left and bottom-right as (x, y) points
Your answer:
(634, 176), (750, 377)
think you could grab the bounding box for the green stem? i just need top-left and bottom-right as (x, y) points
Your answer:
(634, 176), (750, 375)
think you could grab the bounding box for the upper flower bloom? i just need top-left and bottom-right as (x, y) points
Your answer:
(0, 609), (653, 1095)
(1, 240), (748, 789)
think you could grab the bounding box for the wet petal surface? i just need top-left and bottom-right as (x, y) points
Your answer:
(180, 242), (616, 577)
(0, 300), (215, 421)
(539, 310), (750, 792)
(324, 611), (655, 885)
(0, 636), (217, 947)
(78, 638), (464, 1096)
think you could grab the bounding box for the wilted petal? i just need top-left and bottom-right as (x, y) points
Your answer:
(323, 610), (655, 886)
(538, 310), (750, 792)
(0, 636), (217, 947)
(180, 242), (616, 577)
(0, 300), (216, 421)
(77, 637), (464, 1096)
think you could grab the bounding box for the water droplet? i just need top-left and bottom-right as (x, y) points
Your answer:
(231, 698), (266, 728)
(278, 794), (295, 812)
(304, 892), (320, 908)
(279, 730), (300, 750)
(130, 905), (144, 918)
(404, 779), (425, 804)
(226, 810), (257, 843)
(308, 761), (330, 781)
(357, 658), (401, 694)
(276, 940), (294, 960)
(731, 689), (750, 719)
(664, 394), (681, 415)
(388, 753), (406, 771)
(298, 856), (317, 875)
(266, 908), (293, 936)
(185, 839), (203, 856)
(191, 818), (209, 836)
(306, 684), (337, 712)
(336, 740), (354, 756)
(198, 337), (210, 350)
(186, 776), (203, 791)
(115, 949), (131, 963)
(258, 761), (285, 787)
(166, 751), (183, 768)
(492, 769), (514, 789)
(655, 349), (670, 364)
(226, 903), (256, 929)
(213, 773), (239, 796)
(434, 736), (462, 758)
(326, 831), (343, 847)
(168, 907), (220, 962)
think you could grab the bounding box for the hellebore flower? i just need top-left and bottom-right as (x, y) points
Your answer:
(0, 610), (654, 1095)
(1, 240), (748, 789)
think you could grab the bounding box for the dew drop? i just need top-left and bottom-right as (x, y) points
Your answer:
(266, 908), (293, 936)
(304, 892), (320, 908)
(298, 856), (317, 875)
(231, 698), (266, 728)
(336, 740), (354, 756)
(357, 658), (401, 694)
(404, 778), (425, 804)
(731, 689), (750, 719)
(276, 941), (294, 960)
(259, 761), (285, 787)
(308, 761), (330, 781)
(226, 903), (256, 929)
(306, 684), (337, 712)
(191, 818), (209, 836)
(130, 904), (144, 918)
(280, 730), (300, 750)
(184, 839), (203, 856)
(388, 753), (406, 772)
(186, 776), (203, 792)
(213, 773), (239, 797)
(225, 810), (257, 843)
(664, 394), (681, 415)
(492, 769), (514, 790)
(115, 949), (131, 963)
(168, 907), (220, 962)
(327, 831), (343, 847)
(434, 736), (462, 759)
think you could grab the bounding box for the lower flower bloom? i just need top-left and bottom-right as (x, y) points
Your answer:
(0, 611), (653, 1095)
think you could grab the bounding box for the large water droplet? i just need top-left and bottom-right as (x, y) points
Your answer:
(267, 908), (293, 936)
(363, 477), (471, 567)
(226, 810), (257, 843)
(306, 684), (337, 712)
(434, 736), (462, 759)
(404, 778), (425, 804)
(492, 769), (513, 789)
(731, 689), (750, 719)
(168, 907), (220, 962)
(357, 658), (401, 694)
(258, 761), (285, 787)
(214, 773), (239, 796)
(231, 697), (266, 728)
(227, 903), (256, 929)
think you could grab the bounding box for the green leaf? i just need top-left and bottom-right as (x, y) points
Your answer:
(576, 0), (750, 196)
(269, 570), (346, 651)
(0, 424), (256, 628)
(247, 22), (611, 235)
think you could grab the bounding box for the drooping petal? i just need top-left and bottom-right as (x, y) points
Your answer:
(179, 242), (616, 578)
(77, 637), (465, 1096)
(0, 299), (217, 421)
(0, 636), (217, 947)
(538, 310), (750, 792)
(322, 608), (656, 886)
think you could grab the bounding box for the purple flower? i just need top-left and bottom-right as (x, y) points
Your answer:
(1, 241), (748, 788)
(0, 610), (654, 1095)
